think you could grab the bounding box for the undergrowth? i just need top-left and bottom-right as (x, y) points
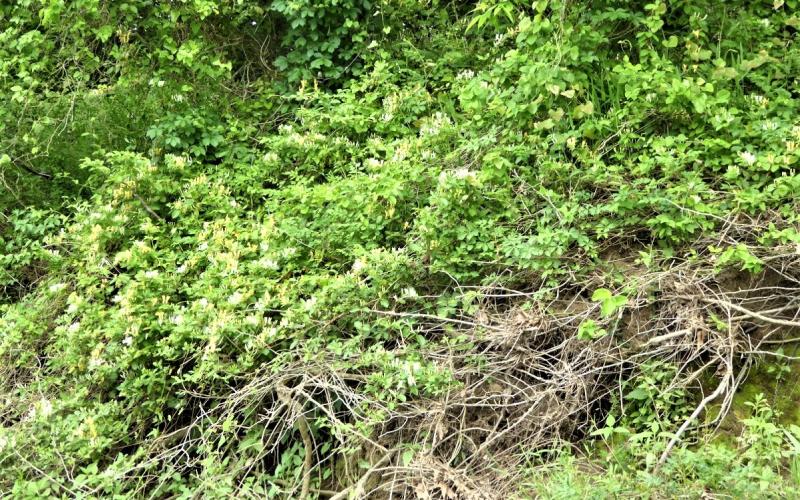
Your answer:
(2, 0), (800, 498)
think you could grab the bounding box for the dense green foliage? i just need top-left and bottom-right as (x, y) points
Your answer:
(3, 0), (800, 497)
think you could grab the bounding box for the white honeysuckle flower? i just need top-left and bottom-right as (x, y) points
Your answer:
(750, 94), (768, 107)
(365, 158), (384, 169)
(39, 399), (53, 418)
(419, 112), (451, 136)
(122, 336), (134, 346)
(456, 69), (475, 81)
(133, 240), (150, 252)
(170, 314), (184, 325)
(740, 151), (757, 166)
(382, 94), (400, 114)
(227, 291), (244, 306)
(453, 168), (472, 179)
(566, 136), (578, 149)
(68, 322), (80, 334)
(259, 258), (279, 270)
(392, 150), (407, 162)
(206, 335), (218, 354)
(303, 296), (318, 312)
(144, 270), (159, 279)
(421, 125), (438, 136)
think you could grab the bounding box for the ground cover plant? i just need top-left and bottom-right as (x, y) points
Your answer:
(2, 0), (800, 498)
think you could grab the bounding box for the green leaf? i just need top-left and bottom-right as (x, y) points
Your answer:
(662, 35), (678, 48)
(625, 388), (650, 401)
(591, 288), (612, 301)
(95, 25), (114, 43)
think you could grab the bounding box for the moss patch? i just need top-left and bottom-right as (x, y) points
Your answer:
(712, 344), (800, 443)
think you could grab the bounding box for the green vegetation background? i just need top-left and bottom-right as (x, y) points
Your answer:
(2, 0), (800, 497)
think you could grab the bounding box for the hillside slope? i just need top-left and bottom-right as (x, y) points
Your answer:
(2, 1), (800, 497)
